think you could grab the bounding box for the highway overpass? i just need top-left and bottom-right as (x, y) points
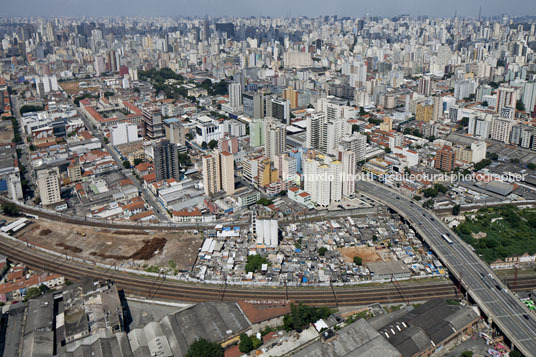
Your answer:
(357, 180), (536, 356)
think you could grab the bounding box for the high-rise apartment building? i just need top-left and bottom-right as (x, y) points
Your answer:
(434, 145), (455, 172)
(416, 102), (434, 122)
(341, 150), (356, 197)
(496, 86), (516, 114)
(490, 117), (513, 144)
(202, 151), (235, 196)
(228, 82), (242, 109)
(142, 107), (164, 139)
(303, 153), (342, 207)
(264, 118), (286, 162)
(37, 167), (62, 206)
(153, 139), (180, 181)
(269, 98), (290, 124)
(163, 118), (185, 146)
(418, 76), (432, 96)
(249, 118), (265, 147)
(242, 92), (264, 119)
(338, 133), (367, 163)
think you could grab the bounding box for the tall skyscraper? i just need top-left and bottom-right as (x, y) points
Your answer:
(94, 55), (105, 76)
(228, 82), (242, 109)
(202, 154), (221, 196)
(249, 118), (265, 147)
(417, 76), (432, 96)
(496, 86), (516, 114)
(202, 151), (235, 196)
(264, 118), (286, 162)
(219, 151), (235, 196)
(269, 98), (291, 124)
(153, 140), (180, 181)
(341, 150), (356, 197)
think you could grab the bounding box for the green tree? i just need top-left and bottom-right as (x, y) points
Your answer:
(481, 101), (488, 107)
(133, 158), (143, 166)
(317, 247), (328, 256)
(509, 351), (522, 357)
(460, 351), (473, 357)
(2, 202), (19, 216)
(201, 141), (208, 149)
(516, 99), (525, 112)
(122, 160), (131, 169)
(251, 336), (262, 349)
(283, 303), (332, 332)
(460, 117), (470, 127)
(352, 124), (360, 133)
(452, 204), (461, 216)
(185, 338), (223, 357)
(256, 198), (273, 206)
(19, 105), (44, 115)
(488, 152), (499, 161)
(208, 140), (218, 149)
(239, 333), (253, 353)
(473, 159), (491, 171)
(510, 158), (520, 164)
(353, 256), (363, 265)
(245, 255), (269, 273)
(423, 199), (434, 209)
(528, 163), (536, 170)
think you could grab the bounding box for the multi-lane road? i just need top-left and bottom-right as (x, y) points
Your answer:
(357, 180), (536, 356)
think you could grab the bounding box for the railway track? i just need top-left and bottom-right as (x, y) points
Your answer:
(0, 197), (247, 231)
(0, 237), (461, 306)
(2, 234), (535, 306)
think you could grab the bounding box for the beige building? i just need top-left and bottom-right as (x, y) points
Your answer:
(219, 151), (235, 195)
(490, 117), (513, 144)
(379, 116), (393, 132)
(264, 118), (286, 162)
(67, 163), (82, 182)
(202, 151), (235, 196)
(202, 154), (221, 196)
(37, 167), (62, 206)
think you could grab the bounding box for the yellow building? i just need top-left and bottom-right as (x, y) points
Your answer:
(258, 158), (278, 187)
(416, 103), (433, 123)
(283, 87), (299, 109)
(379, 116), (393, 131)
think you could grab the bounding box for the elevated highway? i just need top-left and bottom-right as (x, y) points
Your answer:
(357, 180), (536, 356)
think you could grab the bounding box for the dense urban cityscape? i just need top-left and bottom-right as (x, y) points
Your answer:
(0, 6), (536, 357)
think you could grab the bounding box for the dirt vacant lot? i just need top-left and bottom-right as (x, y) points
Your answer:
(339, 246), (383, 263)
(14, 218), (202, 272)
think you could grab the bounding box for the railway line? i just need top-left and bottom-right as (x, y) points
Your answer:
(2, 235), (536, 306)
(0, 236), (461, 306)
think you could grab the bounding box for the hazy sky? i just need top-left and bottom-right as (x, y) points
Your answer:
(3, 0), (536, 18)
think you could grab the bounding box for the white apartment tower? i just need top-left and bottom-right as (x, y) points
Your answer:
(264, 118), (286, 162)
(37, 167), (62, 206)
(341, 150), (356, 197)
(228, 82), (242, 109)
(490, 117), (513, 144)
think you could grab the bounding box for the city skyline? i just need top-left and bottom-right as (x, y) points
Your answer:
(3, 0), (536, 18)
